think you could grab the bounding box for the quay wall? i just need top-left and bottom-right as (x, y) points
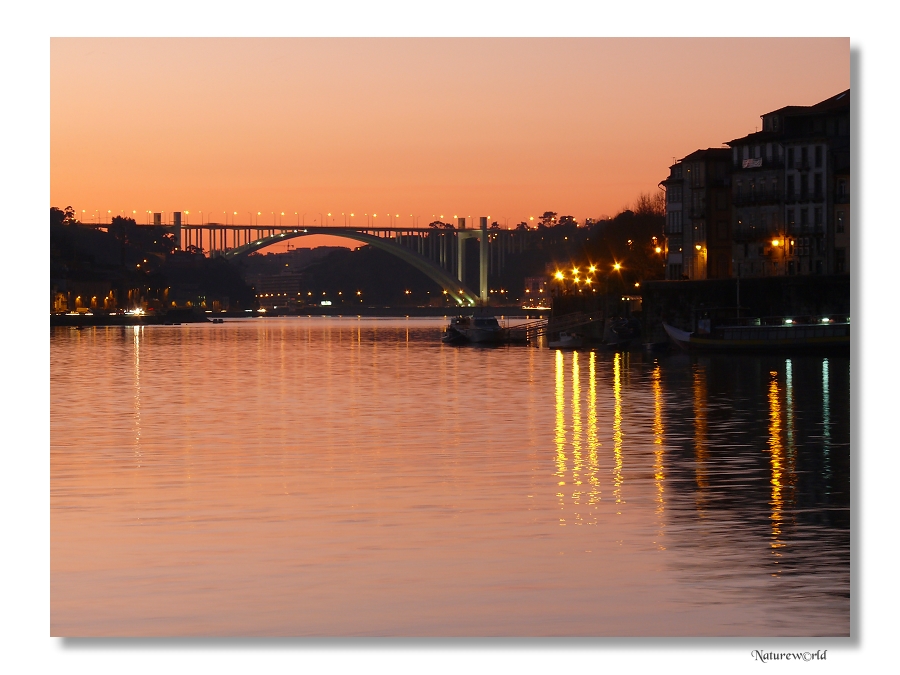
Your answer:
(640, 275), (851, 343)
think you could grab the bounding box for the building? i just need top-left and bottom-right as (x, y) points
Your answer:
(661, 148), (732, 280)
(727, 89), (850, 277)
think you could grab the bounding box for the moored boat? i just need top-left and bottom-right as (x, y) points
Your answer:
(549, 331), (583, 349)
(442, 314), (507, 344)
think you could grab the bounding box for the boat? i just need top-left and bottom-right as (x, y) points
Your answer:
(441, 323), (468, 344)
(442, 315), (507, 344)
(548, 331), (583, 349)
(663, 317), (850, 352)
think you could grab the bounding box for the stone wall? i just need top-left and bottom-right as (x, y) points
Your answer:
(640, 274), (851, 343)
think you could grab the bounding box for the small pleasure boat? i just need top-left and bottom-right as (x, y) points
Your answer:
(442, 315), (507, 344)
(548, 331), (583, 349)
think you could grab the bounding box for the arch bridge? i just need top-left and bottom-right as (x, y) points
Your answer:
(172, 217), (529, 306)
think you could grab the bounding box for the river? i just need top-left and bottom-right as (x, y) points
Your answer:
(50, 317), (850, 636)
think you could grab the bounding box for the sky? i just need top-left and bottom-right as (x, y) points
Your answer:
(50, 38), (849, 250)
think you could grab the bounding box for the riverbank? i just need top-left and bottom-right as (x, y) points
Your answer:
(51, 305), (551, 326)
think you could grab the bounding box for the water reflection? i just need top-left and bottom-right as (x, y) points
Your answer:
(768, 371), (786, 557)
(692, 365), (708, 516)
(132, 325), (142, 468)
(51, 320), (850, 636)
(587, 352), (601, 509)
(612, 352), (624, 512)
(652, 364), (666, 549)
(823, 358), (832, 482)
(555, 350), (567, 524)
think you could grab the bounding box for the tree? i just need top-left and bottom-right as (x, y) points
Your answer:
(633, 191), (666, 217)
(428, 220), (454, 229)
(538, 212), (558, 229)
(50, 206), (78, 227)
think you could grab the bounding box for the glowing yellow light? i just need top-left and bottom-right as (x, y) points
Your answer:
(772, 239), (781, 247)
(588, 265), (596, 273)
(655, 246), (662, 253)
(695, 244), (702, 250)
(554, 271), (565, 280)
(613, 263), (621, 271)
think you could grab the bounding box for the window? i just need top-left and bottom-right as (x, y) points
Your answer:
(814, 173), (823, 199)
(787, 208), (795, 230)
(815, 145), (823, 168)
(787, 148), (795, 168)
(801, 147), (809, 168)
(800, 208), (808, 229)
(754, 145), (761, 159)
(667, 211), (683, 234)
(787, 175), (795, 196)
(838, 179), (847, 198)
(835, 248), (846, 273)
(717, 221), (728, 241)
(836, 210), (845, 233)
(814, 208), (823, 231)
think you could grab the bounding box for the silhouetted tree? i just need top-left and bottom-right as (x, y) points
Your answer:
(633, 191), (666, 217)
(538, 212), (558, 229)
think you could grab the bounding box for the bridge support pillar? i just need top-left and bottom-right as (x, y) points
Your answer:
(457, 217), (466, 285)
(480, 217), (488, 304)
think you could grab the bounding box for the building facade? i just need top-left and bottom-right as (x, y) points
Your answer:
(661, 149), (732, 280)
(727, 89), (850, 277)
(661, 89), (850, 281)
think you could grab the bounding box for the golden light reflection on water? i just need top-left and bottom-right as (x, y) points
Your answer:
(571, 352), (583, 513)
(612, 352), (624, 513)
(652, 364), (666, 548)
(554, 349), (567, 524)
(132, 325), (142, 468)
(823, 358), (832, 480)
(587, 352), (601, 508)
(767, 372), (786, 558)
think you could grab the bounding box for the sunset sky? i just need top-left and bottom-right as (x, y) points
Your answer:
(51, 38), (848, 249)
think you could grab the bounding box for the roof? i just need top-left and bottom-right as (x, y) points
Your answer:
(680, 147), (731, 162)
(726, 130), (782, 146)
(763, 89), (849, 117)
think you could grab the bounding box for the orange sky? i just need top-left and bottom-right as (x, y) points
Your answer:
(51, 38), (848, 250)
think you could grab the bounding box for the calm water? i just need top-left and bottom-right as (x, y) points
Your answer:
(50, 317), (850, 636)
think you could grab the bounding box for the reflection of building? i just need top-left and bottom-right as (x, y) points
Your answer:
(661, 149), (732, 280)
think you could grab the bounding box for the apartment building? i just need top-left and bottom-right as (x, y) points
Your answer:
(727, 90), (850, 277)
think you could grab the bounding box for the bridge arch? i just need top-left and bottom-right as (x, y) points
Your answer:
(222, 227), (478, 306)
